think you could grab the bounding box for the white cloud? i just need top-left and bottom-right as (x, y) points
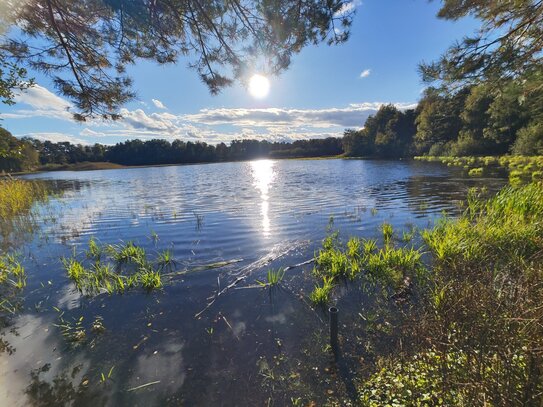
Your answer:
(359, 69), (371, 78)
(80, 128), (105, 137)
(3, 85), (73, 120)
(183, 102), (416, 129)
(118, 108), (176, 131)
(152, 99), (167, 109)
(3, 84), (418, 145)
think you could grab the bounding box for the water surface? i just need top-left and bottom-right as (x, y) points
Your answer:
(0, 159), (507, 405)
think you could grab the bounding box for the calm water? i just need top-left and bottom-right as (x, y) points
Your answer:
(0, 159), (507, 406)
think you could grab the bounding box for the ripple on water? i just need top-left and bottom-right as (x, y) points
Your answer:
(1, 159), (508, 405)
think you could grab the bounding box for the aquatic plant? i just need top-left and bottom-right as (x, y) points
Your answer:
(0, 253), (26, 292)
(0, 254), (25, 313)
(380, 222), (394, 245)
(363, 238), (377, 255)
(401, 228), (415, 243)
(100, 366), (115, 384)
(156, 249), (176, 271)
(62, 258), (86, 290)
(365, 246), (423, 288)
(415, 155), (543, 185)
(346, 237), (361, 259)
(258, 268), (286, 287)
(55, 315), (86, 343)
(63, 240), (166, 295)
(139, 267), (163, 291)
(309, 276), (334, 305)
(468, 167), (483, 176)
(422, 183), (543, 269)
(108, 241), (146, 266)
(91, 316), (106, 333)
(85, 237), (102, 260)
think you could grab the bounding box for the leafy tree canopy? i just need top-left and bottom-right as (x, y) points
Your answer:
(420, 0), (543, 89)
(0, 0), (354, 120)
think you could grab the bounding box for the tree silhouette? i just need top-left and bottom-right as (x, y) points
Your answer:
(1, 0), (354, 119)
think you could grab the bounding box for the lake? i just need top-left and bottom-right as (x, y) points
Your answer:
(0, 159), (507, 406)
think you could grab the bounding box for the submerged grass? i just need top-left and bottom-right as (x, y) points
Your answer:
(0, 253), (26, 313)
(63, 238), (174, 295)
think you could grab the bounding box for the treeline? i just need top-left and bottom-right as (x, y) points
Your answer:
(0, 128), (343, 172)
(2, 70), (541, 173)
(344, 70), (543, 158)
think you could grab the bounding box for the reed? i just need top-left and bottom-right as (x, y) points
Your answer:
(0, 178), (48, 220)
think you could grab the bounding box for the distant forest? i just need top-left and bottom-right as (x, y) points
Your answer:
(0, 127), (343, 172)
(344, 70), (542, 159)
(1, 71), (541, 173)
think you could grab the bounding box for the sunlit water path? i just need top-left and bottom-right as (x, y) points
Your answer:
(0, 159), (507, 405)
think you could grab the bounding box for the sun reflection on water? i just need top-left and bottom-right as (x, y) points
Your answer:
(250, 160), (275, 236)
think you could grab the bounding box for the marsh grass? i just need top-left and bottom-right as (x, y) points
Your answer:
(401, 228), (415, 243)
(0, 178), (50, 250)
(309, 183), (543, 404)
(100, 366), (115, 384)
(310, 224), (422, 304)
(0, 177), (48, 220)
(309, 276), (334, 305)
(380, 222), (394, 245)
(107, 241), (146, 267)
(365, 246), (422, 288)
(139, 265), (163, 290)
(63, 240), (173, 295)
(85, 237), (102, 260)
(53, 313), (106, 345)
(0, 253), (26, 314)
(356, 182), (543, 405)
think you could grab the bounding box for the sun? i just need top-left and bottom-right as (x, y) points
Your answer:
(248, 74), (270, 99)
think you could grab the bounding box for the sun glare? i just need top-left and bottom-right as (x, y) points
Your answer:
(250, 159), (275, 236)
(248, 74), (270, 99)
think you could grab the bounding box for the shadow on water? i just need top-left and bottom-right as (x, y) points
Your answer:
(332, 345), (359, 403)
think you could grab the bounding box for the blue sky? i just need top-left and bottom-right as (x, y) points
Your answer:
(0, 0), (478, 145)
